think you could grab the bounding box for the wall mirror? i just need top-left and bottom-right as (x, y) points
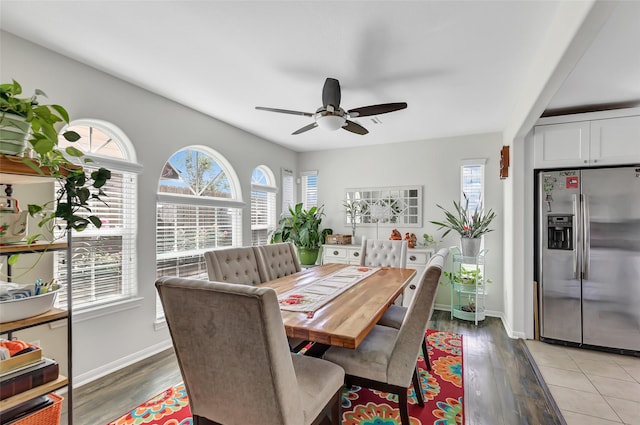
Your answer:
(344, 185), (422, 227)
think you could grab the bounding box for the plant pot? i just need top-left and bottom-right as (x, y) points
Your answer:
(0, 113), (30, 156)
(460, 237), (481, 257)
(297, 247), (320, 265)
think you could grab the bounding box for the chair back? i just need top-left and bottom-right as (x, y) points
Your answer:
(204, 246), (267, 285)
(156, 277), (304, 425)
(359, 239), (408, 268)
(386, 248), (448, 387)
(256, 242), (302, 280)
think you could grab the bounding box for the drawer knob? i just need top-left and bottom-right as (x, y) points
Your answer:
(409, 284), (416, 290)
(353, 252), (359, 257)
(333, 250), (339, 255)
(409, 255), (416, 261)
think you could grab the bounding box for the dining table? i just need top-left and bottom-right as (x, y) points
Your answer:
(257, 263), (416, 349)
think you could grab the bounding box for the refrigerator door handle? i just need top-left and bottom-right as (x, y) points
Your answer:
(573, 194), (579, 279)
(582, 194), (590, 280)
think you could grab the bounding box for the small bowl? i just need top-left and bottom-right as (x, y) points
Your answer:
(0, 284), (62, 323)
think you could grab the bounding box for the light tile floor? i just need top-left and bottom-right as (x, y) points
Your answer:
(525, 340), (640, 425)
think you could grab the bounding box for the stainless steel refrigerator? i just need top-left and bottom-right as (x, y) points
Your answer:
(537, 166), (640, 352)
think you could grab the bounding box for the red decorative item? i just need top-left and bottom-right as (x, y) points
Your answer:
(389, 229), (402, 240)
(404, 232), (417, 248)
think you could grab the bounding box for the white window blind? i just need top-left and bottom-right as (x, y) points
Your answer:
(55, 122), (139, 310)
(461, 159), (486, 212)
(251, 166), (277, 246)
(301, 170), (318, 209)
(156, 147), (243, 320)
(282, 168), (294, 214)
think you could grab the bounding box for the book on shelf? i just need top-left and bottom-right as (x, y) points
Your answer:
(0, 357), (59, 400)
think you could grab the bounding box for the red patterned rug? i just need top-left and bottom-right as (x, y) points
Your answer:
(107, 330), (463, 425)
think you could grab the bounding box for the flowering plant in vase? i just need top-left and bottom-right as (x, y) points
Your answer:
(429, 194), (496, 239)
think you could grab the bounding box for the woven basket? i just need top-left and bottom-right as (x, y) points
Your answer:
(13, 393), (62, 425)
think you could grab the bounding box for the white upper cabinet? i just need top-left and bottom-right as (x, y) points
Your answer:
(534, 121), (590, 168)
(590, 115), (640, 166)
(534, 110), (640, 169)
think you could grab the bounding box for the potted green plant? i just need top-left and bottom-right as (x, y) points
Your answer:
(343, 199), (365, 240)
(1, 80), (80, 156)
(429, 194), (496, 257)
(1, 80), (112, 269)
(270, 202), (332, 265)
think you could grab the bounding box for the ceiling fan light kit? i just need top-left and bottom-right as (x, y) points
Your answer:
(256, 77), (407, 135)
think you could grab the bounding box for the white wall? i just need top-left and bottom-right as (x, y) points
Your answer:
(1, 31), (299, 383)
(298, 132), (504, 314)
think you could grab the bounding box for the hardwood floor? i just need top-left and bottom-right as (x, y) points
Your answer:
(61, 310), (560, 425)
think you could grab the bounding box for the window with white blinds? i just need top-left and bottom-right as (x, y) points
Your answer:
(460, 159), (486, 212)
(301, 170), (318, 209)
(281, 168), (294, 215)
(55, 121), (140, 310)
(156, 147), (243, 320)
(251, 166), (277, 245)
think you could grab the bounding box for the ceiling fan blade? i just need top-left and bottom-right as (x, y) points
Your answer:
(255, 106), (313, 117)
(348, 102), (408, 118)
(322, 78), (341, 108)
(292, 122), (318, 135)
(343, 120), (369, 135)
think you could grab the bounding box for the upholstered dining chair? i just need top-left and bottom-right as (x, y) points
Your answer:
(156, 276), (345, 425)
(359, 239), (408, 268)
(378, 248), (450, 375)
(322, 252), (446, 425)
(204, 246), (267, 285)
(256, 242), (302, 280)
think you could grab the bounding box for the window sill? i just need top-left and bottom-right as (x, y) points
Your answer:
(50, 297), (144, 328)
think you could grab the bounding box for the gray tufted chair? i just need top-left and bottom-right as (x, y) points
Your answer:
(322, 251), (447, 425)
(256, 242), (302, 280)
(359, 239), (408, 268)
(204, 246), (267, 285)
(156, 277), (345, 425)
(377, 248), (450, 385)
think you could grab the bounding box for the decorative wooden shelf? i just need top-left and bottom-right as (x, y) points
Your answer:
(0, 308), (68, 335)
(0, 241), (68, 255)
(0, 155), (57, 184)
(0, 375), (68, 411)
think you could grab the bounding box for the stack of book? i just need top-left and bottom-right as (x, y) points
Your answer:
(0, 357), (60, 400)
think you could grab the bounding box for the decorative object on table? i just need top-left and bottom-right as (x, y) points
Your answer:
(1, 79), (113, 273)
(429, 193), (496, 258)
(420, 232), (437, 248)
(404, 232), (417, 248)
(107, 330), (464, 425)
(324, 233), (352, 245)
(389, 228), (402, 240)
(0, 196), (28, 244)
(270, 202), (332, 265)
(343, 199), (365, 240)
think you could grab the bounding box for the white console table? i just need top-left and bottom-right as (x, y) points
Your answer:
(321, 244), (433, 307)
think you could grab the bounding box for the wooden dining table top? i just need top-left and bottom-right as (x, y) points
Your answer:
(257, 263), (416, 349)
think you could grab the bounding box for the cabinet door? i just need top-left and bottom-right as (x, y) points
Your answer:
(402, 249), (433, 307)
(347, 247), (362, 265)
(590, 116), (640, 166)
(322, 245), (348, 264)
(534, 122), (590, 168)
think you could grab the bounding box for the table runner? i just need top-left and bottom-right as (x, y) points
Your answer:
(278, 265), (380, 314)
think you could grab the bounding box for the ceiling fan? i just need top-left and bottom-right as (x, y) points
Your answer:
(255, 78), (407, 135)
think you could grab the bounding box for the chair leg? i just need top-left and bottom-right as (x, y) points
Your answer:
(412, 366), (424, 407)
(422, 337), (431, 371)
(398, 389), (410, 425)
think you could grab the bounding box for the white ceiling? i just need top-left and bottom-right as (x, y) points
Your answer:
(2, 1), (639, 152)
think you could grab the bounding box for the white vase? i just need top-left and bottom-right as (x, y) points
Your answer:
(460, 237), (481, 257)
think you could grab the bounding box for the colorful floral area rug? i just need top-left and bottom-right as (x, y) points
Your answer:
(107, 330), (463, 425)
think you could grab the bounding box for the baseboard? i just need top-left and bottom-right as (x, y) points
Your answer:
(499, 313), (526, 339)
(73, 339), (173, 388)
(434, 305), (525, 339)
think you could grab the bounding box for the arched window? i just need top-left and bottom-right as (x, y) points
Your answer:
(56, 119), (141, 309)
(156, 147), (243, 318)
(250, 165), (277, 245)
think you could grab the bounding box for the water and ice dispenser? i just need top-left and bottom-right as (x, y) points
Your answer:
(547, 215), (573, 250)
